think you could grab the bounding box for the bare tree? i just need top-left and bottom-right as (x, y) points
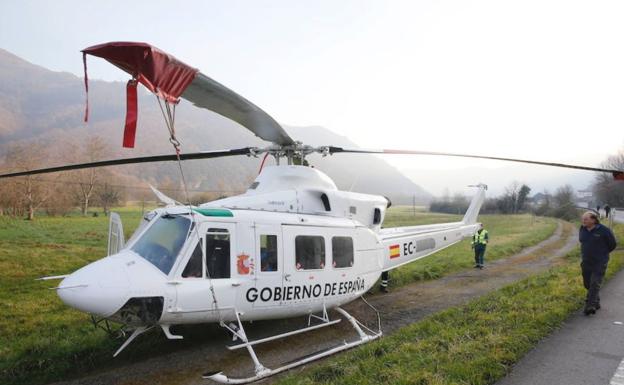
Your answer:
(72, 136), (110, 216)
(3, 143), (53, 220)
(593, 150), (624, 207)
(95, 182), (120, 216)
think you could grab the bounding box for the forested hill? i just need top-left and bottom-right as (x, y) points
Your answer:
(0, 48), (431, 204)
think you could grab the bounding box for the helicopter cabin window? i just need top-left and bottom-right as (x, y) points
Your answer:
(205, 228), (230, 279)
(260, 235), (278, 272)
(332, 237), (354, 268)
(295, 236), (325, 270)
(131, 214), (191, 275)
(182, 241), (203, 278)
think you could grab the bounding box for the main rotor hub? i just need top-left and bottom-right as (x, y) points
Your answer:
(252, 142), (332, 165)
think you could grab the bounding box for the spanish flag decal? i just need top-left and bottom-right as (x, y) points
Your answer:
(389, 244), (401, 259)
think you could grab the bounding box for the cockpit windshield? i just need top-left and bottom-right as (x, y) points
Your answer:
(131, 214), (191, 274)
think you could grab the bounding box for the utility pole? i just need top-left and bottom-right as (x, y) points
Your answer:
(413, 194), (416, 217)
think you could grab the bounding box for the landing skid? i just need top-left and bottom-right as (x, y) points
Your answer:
(203, 306), (382, 384)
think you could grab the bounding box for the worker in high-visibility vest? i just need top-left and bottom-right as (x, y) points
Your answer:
(472, 224), (489, 269)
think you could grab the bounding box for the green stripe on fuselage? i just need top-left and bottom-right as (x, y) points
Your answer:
(192, 208), (234, 217)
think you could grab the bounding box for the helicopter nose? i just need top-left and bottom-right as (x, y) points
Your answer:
(57, 255), (131, 317)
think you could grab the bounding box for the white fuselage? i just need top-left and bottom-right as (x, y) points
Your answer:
(57, 166), (485, 329)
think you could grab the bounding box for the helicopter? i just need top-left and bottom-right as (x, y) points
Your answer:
(2, 42), (622, 384)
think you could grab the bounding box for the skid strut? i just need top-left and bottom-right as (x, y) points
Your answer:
(203, 306), (382, 384)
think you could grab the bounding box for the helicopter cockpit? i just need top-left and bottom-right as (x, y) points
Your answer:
(128, 210), (232, 280)
(130, 213), (192, 275)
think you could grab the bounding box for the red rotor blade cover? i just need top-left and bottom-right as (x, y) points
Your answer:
(82, 42), (199, 147)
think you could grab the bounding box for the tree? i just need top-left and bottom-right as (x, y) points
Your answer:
(96, 182), (120, 216)
(72, 136), (110, 216)
(593, 150), (624, 207)
(45, 183), (74, 216)
(3, 143), (53, 220)
(517, 184), (531, 213)
(551, 185), (578, 221)
(533, 190), (552, 217)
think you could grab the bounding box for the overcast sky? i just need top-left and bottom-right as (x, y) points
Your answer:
(1, 0), (623, 195)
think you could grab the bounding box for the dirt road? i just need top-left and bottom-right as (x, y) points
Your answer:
(51, 221), (577, 385)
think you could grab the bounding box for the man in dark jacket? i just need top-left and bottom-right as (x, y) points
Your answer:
(579, 211), (617, 315)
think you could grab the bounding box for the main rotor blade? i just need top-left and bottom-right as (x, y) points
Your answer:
(0, 148), (253, 179)
(328, 147), (624, 180)
(83, 42), (295, 146)
(182, 73), (295, 146)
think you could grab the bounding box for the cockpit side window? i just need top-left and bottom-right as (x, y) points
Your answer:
(131, 215), (191, 275)
(126, 211), (157, 245)
(182, 241), (203, 278)
(206, 229), (230, 279)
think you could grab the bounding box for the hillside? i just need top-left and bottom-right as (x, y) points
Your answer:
(0, 48), (431, 204)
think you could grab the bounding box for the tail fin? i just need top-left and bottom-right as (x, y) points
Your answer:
(462, 184), (487, 224)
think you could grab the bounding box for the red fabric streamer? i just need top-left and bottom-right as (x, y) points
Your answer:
(82, 42), (198, 104)
(258, 152), (269, 174)
(83, 52), (89, 122)
(123, 79), (138, 148)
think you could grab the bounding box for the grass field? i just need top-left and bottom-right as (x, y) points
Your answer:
(0, 207), (556, 385)
(278, 224), (624, 385)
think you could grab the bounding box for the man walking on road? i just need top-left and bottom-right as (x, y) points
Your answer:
(605, 204), (611, 219)
(579, 211), (617, 315)
(472, 223), (489, 269)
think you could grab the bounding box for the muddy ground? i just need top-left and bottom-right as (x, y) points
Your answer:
(51, 221), (577, 385)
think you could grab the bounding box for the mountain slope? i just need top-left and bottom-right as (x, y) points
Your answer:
(0, 48), (431, 204)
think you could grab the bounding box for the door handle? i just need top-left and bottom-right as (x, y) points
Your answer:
(231, 281), (241, 287)
(284, 274), (291, 282)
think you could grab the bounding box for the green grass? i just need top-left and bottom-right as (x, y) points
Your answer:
(0, 208), (556, 385)
(277, 225), (624, 385)
(385, 208), (557, 286)
(0, 207), (154, 385)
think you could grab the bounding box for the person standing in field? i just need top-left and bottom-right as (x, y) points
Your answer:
(579, 211), (617, 315)
(472, 223), (489, 269)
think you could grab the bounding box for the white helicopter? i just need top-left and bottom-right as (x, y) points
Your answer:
(2, 42), (622, 384)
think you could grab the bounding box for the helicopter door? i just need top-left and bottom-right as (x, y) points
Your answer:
(107, 212), (125, 256)
(252, 224), (283, 308)
(173, 223), (236, 321)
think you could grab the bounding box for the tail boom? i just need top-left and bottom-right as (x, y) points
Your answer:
(380, 184), (487, 271)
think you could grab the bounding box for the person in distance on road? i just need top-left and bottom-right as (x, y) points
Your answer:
(579, 211), (617, 315)
(605, 204), (611, 219)
(471, 223), (489, 269)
